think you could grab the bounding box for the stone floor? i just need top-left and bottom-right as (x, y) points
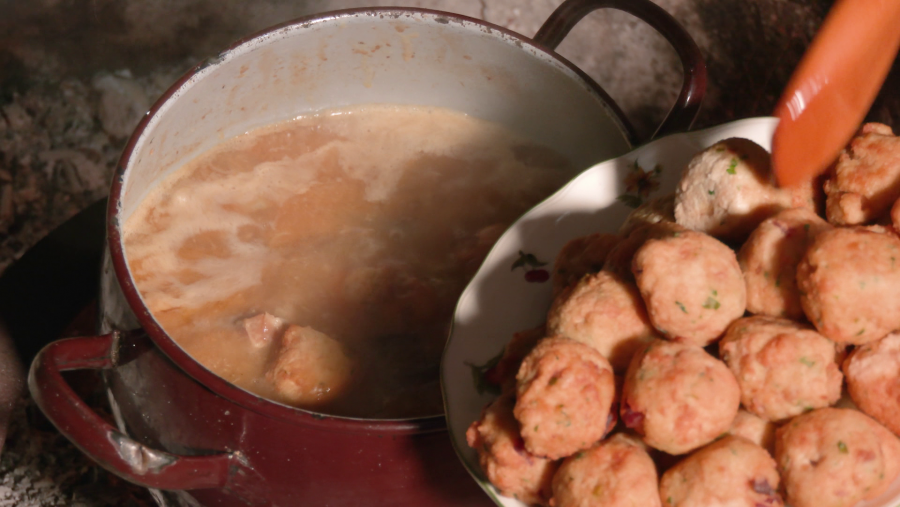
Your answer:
(1, 0), (899, 504)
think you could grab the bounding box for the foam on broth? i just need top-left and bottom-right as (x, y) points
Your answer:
(124, 104), (577, 418)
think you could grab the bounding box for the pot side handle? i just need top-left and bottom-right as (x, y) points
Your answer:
(533, 0), (707, 140)
(27, 332), (235, 491)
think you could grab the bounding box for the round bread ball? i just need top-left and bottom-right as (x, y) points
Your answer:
(775, 407), (900, 507)
(552, 233), (620, 297)
(466, 395), (558, 505)
(891, 195), (900, 232)
(551, 433), (660, 507)
(797, 226), (900, 344)
(824, 122), (900, 225)
(791, 171), (827, 216)
(618, 192), (676, 238)
(620, 339), (740, 455)
(738, 207), (832, 320)
(547, 271), (656, 373)
(659, 436), (783, 507)
(727, 409), (776, 455)
(266, 325), (356, 407)
(515, 336), (616, 459)
(843, 331), (900, 436)
(719, 316), (843, 421)
(632, 228), (746, 346)
(674, 138), (796, 242)
(602, 222), (685, 283)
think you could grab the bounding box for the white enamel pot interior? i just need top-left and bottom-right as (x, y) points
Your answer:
(115, 9), (637, 225)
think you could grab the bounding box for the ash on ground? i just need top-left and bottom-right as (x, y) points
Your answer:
(0, 60), (187, 273)
(0, 397), (153, 507)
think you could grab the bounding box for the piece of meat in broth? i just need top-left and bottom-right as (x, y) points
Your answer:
(267, 325), (356, 407)
(824, 122), (900, 225)
(242, 312), (287, 348)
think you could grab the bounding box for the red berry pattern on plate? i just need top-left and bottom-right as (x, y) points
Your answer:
(523, 269), (550, 283)
(511, 250), (549, 283)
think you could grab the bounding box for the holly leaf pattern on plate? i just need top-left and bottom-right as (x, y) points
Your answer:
(466, 350), (504, 396)
(511, 250), (550, 283)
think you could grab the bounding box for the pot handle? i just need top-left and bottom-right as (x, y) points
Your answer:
(533, 0), (707, 140)
(27, 332), (236, 490)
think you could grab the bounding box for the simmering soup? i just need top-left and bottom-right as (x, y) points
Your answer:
(124, 104), (577, 418)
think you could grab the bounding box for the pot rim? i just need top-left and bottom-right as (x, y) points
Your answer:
(106, 6), (636, 431)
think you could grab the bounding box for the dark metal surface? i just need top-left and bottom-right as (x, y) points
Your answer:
(1, 198), (106, 366)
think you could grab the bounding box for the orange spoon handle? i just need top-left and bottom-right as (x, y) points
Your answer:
(772, 0), (900, 188)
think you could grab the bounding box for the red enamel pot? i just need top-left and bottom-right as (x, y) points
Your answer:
(28, 1), (705, 505)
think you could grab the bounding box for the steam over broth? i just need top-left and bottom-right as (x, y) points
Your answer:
(124, 105), (577, 418)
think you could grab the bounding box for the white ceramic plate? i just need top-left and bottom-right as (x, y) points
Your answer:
(441, 116), (900, 507)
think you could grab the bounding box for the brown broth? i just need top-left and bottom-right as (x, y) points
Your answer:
(123, 105), (576, 418)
